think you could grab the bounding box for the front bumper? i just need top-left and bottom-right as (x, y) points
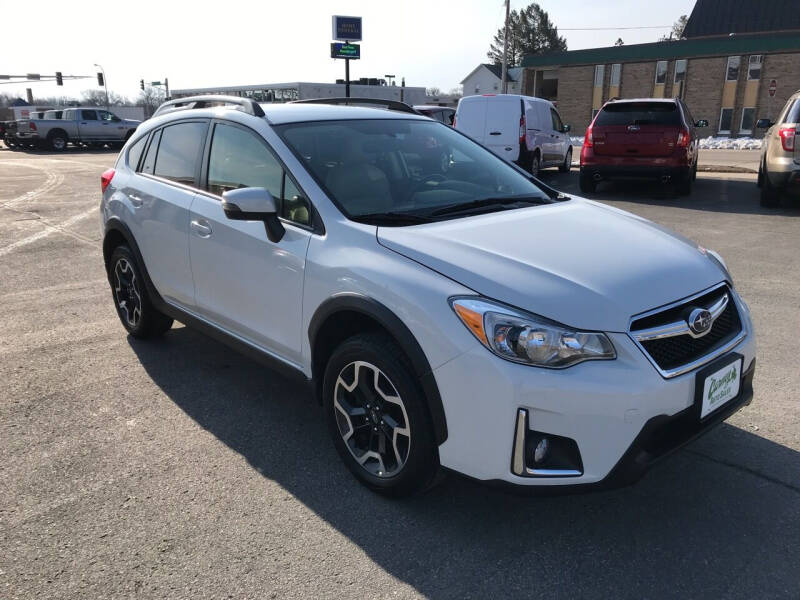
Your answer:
(434, 302), (756, 489)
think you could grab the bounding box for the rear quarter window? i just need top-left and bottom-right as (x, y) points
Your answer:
(596, 102), (680, 126)
(783, 99), (800, 124)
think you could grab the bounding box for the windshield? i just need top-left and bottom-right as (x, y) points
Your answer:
(275, 119), (554, 222)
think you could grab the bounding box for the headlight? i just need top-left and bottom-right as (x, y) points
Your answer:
(450, 297), (616, 368)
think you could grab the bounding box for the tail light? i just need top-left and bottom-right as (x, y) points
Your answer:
(29, 122), (37, 131)
(519, 114), (526, 145)
(584, 125), (594, 148)
(101, 168), (115, 193)
(778, 127), (795, 152)
(676, 127), (690, 148)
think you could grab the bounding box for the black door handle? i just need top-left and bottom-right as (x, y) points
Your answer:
(489, 131), (502, 135)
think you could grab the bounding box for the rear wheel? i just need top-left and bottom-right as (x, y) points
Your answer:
(760, 166), (781, 207)
(107, 245), (173, 338)
(323, 332), (440, 497)
(47, 131), (68, 151)
(676, 168), (693, 196)
(559, 148), (572, 173)
(579, 172), (597, 193)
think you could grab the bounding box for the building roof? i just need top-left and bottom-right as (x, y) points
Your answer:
(521, 31), (800, 68)
(460, 63), (521, 84)
(683, 0), (800, 39)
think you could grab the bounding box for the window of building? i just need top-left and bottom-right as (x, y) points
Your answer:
(740, 107), (756, 134)
(610, 64), (621, 87)
(748, 55), (762, 80)
(726, 56), (741, 81)
(153, 122), (208, 186)
(719, 108), (734, 134)
(594, 65), (605, 87)
(655, 61), (668, 84)
(674, 59), (687, 83)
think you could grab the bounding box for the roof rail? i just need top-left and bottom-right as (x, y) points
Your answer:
(153, 95), (265, 118)
(290, 97), (420, 115)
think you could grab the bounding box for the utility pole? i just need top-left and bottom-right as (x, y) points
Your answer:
(94, 63), (109, 109)
(345, 58), (350, 98)
(164, 77), (170, 100)
(501, 0), (510, 94)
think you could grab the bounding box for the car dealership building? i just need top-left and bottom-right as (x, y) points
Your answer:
(520, 0), (800, 137)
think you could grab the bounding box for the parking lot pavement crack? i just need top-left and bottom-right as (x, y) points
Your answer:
(685, 448), (800, 494)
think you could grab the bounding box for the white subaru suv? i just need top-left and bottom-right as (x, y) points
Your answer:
(100, 96), (756, 496)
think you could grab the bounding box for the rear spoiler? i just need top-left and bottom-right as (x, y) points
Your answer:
(291, 97), (420, 115)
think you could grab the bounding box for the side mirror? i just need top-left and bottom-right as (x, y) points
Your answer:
(695, 119), (709, 128)
(562, 124), (571, 133)
(756, 118), (772, 129)
(222, 187), (285, 243)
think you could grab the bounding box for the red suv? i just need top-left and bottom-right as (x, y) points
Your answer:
(580, 98), (707, 195)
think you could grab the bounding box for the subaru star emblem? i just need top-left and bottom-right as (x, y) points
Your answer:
(688, 308), (713, 336)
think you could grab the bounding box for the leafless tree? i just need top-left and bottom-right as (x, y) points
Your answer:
(80, 89), (129, 106)
(136, 85), (166, 118)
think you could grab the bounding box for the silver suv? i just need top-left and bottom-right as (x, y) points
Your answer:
(99, 95), (754, 497)
(757, 89), (800, 206)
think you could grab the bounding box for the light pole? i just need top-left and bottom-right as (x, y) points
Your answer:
(94, 63), (109, 110)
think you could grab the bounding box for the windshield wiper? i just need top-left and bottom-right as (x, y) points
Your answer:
(428, 195), (550, 217)
(350, 211), (434, 226)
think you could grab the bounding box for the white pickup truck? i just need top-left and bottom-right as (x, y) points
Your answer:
(13, 108), (140, 151)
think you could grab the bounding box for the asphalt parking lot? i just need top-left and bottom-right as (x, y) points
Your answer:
(2, 148), (799, 599)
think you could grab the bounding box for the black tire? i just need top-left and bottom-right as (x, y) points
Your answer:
(323, 332), (440, 497)
(107, 245), (173, 338)
(579, 172), (597, 193)
(559, 147), (572, 173)
(760, 166), (781, 207)
(529, 152), (541, 177)
(676, 168), (693, 196)
(47, 130), (68, 151)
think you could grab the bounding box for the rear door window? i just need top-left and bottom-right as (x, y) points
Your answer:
(596, 102), (680, 126)
(153, 121), (208, 185)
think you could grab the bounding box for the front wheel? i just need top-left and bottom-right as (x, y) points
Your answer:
(323, 332), (440, 497)
(107, 245), (173, 338)
(559, 148), (572, 173)
(529, 152), (541, 177)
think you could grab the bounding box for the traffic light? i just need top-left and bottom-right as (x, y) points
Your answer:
(140, 79), (145, 91)
(97, 72), (104, 87)
(55, 71), (63, 86)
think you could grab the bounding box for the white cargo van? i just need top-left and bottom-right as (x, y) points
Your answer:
(454, 94), (572, 176)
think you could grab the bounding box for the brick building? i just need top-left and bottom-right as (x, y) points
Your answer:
(519, 0), (800, 138)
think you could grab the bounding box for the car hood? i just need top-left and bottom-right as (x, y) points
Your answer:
(377, 198), (727, 332)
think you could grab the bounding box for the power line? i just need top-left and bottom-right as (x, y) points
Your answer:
(559, 25), (671, 31)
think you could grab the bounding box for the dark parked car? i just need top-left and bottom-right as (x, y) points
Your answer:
(413, 105), (455, 126)
(580, 98), (707, 195)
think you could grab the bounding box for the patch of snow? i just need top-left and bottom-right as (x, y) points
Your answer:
(698, 136), (763, 150)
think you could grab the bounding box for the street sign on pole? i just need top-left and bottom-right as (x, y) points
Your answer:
(332, 15), (362, 41)
(768, 79), (777, 97)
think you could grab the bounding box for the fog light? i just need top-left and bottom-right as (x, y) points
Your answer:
(534, 437), (550, 463)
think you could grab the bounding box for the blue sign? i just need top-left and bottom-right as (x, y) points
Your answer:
(332, 15), (362, 42)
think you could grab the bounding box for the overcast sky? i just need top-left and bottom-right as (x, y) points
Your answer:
(1, 0), (696, 102)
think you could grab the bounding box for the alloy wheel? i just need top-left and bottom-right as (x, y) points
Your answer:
(113, 258), (142, 328)
(333, 361), (411, 478)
